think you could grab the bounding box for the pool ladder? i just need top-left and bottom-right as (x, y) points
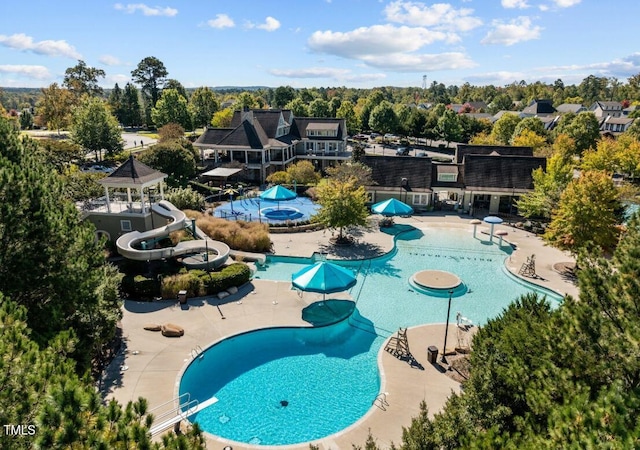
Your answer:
(191, 345), (204, 360)
(373, 392), (389, 411)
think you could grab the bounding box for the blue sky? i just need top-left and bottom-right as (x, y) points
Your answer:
(1, 0), (639, 90)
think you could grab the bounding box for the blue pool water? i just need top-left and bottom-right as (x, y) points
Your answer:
(180, 224), (563, 445)
(213, 196), (320, 224)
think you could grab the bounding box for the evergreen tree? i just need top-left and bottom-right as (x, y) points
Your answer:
(0, 117), (122, 370)
(122, 82), (143, 128)
(108, 82), (124, 124)
(189, 87), (219, 128)
(70, 96), (123, 161)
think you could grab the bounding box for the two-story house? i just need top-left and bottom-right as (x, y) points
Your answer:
(194, 109), (348, 183)
(589, 101), (623, 119)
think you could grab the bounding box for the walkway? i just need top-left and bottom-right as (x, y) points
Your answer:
(102, 213), (578, 449)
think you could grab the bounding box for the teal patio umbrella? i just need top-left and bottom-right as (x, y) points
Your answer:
(371, 198), (414, 216)
(260, 185), (297, 210)
(291, 261), (357, 300)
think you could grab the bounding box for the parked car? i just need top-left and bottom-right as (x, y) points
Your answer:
(81, 164), (114, 173)
(395, 147), (409, 156)
(353, 134), (369, 141)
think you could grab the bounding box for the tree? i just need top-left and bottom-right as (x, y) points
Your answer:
(491, 113), (522, 145)
(158, 122), (185, 142)
(511, 116), (547, 143)
(314, 178), (369, 243)
(273, 85), (296, 108)
(108, 82), (124, 124)
(70, 96), (123, 161)
(554, 111), (601, 156)
(235, 91), (258, 110)
(121, 82), (143, 128)
(35, 138), (84, 172)
(284, 97), (309, 117)
(511, 129), (548, 152)
(165, 186), (205, 210)
(164, 78), (187, 99)
(516, 151), (573, 219)
(0, 117), (123, 371)
(189, 86), (219, 128)
(211, 107), (234, 127)
(544, 170), (622, 254)
(131, 56), (168, 107)
(63, 60), (106, 98)
(37, 83), (74, 134)
(151, 88), (192, 130)
(309, 98), (330, 117)
(436, 108), (462, 146)
(488, 93), (513, 114)
(368, 100), (397, 135)
(19, 109), (32, 130)
(325, 162), (373, 187)
(0, 298), (206, 449)
(285, 160), (320, 185)
(335, 101), (357, 132)
(266, 170), (291, 185)
(138, 140), (197, 187)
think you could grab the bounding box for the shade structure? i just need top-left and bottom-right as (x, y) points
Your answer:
(371, 198), (414, 217)
(291, 261), (357, 300)
(483, 216), (504, 243)
(260, 185), (297, 201)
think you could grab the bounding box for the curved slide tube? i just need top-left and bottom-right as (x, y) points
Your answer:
(116, 200), (230, 270)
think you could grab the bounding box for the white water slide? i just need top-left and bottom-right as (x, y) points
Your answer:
(115, 200), (230, 270)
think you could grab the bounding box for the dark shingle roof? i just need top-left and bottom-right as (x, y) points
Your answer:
(291, 117), (347, 140)
(430, 163), (465, 189)
(99, 156), (166, 186)
(462, 154), (545, 191)
(195, 128), (234, 146)
(362, 155), (432, 190)
(522, 99), (556, 115)
(455, 144), (534, 164)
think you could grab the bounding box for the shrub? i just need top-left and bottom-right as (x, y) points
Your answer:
(161, 272), (205, 298)
(122, 275), (160, 299)
(184, 210), (272, 252)
(165, 186), (205, 211)
(160, 263), (251, 297)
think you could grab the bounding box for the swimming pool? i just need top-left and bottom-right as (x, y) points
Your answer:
(213, 196), (320, 224)
(180, 224), (563, 445)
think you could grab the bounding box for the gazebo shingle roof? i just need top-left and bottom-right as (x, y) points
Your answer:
(99, 156), (167, 186)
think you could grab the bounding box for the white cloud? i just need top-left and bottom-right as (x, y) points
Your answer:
(361, 52), (477, 72)
(99, 55), (122, 66)
(384, 1), (482, 32)
(551, 0), (581, 7)
(258, 17), (280, 32)
(502, 0), (530, 8)
(105, 74), (132, 85)
(0, 64), (51, 79)
(246, 16), (281, 32)
(114, 3), (178, 17)
(0, 33), (81, 59)
(207, 14), (235, 29)
(308, 25), (448, 58)
(481, 17), (542, 46)
(269, 67), (385, 83)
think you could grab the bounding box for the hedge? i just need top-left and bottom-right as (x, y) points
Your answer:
(160, 263), (251, 299)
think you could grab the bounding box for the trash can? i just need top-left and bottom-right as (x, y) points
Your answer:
(178, 290), (188, 304)
(427, 345), (438, 363)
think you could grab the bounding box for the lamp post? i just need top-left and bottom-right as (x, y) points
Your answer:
(441, 289), (454, 364)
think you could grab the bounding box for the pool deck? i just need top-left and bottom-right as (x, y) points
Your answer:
(102, 213), (578, 449)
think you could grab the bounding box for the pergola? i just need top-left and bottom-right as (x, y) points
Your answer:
(98, 155), (167, 214)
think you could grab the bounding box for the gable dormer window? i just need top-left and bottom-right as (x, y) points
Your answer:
(306, 122), (338, 138)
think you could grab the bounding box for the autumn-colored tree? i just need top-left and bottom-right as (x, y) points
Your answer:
(285, 160), (320, 185)
(544, 170), (622, 254)
(314, 178), (369, 242)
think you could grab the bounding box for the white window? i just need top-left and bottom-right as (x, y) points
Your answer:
(412, 194), (429, 205)
(120, 220), (132, 232)
(437, 173), (458, 182)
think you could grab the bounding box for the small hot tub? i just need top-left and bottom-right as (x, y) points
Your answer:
(261, 207), (304, 221)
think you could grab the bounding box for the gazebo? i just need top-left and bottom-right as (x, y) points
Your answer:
(98, 155), (167, 214)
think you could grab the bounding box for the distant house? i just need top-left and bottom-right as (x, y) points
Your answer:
(194, 109), (348, 183)
(623, 105), (640, 117)
(601, 116), (635, 135)
(589, 101), (623, 119)
(556, 103), (587, 114)
(521, 99), (556, 117)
